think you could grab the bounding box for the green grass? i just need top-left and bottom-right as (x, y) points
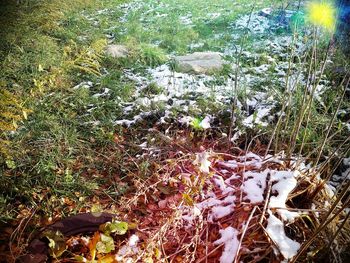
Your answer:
(0, 0), (132, 222)
(115, 0), (278, 54)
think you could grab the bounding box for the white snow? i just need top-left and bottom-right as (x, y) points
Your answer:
(266, 211), (300, 260)
(214, 175), (235, 194)
(329, 157), (350, 189)
(73, 81), (93, 90)
(138, 141), (148, 148)
(92, 88), (110, 98)
(242, 107), (271, 128)
(269, 171), (300, 221)
(128, 234), (139, 246)
(213, 227), (240, 263)
(196, 198), (222, 210)
(218, 160), (238, 169)
(234, 12), (270, 34)
(211, 205), (234, 219)
(179, 116), (194, 126)
(115, 234), (140, 261)
(200, 115), (211, 129)
(241, 170), (269, 203)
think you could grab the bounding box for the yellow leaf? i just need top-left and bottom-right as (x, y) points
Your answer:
(182, 193), (194, 206)
(22, 110), (28, 120)
(88, 232), (100, 260)
(98, 254), (115, 263)
(154, 247), (161, 259)
(12, 120), (18, 129)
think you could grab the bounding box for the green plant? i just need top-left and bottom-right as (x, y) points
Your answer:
(64, 39), (107, 76)
(140, 44), (168, 67)
(0, 90), (28, 160)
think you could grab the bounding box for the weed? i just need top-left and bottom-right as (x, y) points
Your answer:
(141, 82), (164, 96)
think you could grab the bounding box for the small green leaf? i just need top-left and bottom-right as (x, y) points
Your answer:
(100, 220), (128, 235)
(191, 117), (202, 130)
(91, 204), (103, 213)
(5, 159), (16, 169)
(96, 233), (115, 254)
(48, 237), (55, 249)
(43, 230), (66, 258)
(183, 193), (194, 206)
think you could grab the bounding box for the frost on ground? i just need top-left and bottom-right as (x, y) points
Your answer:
(74, 0), (340, 136)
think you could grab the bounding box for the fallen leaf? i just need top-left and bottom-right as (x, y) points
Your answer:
(100, 220), (128, 235)
(88, 232), (100, 260)
(98, 254), (115, 263)
(96, 233), (115, 254)
(44, 230), (66, 258)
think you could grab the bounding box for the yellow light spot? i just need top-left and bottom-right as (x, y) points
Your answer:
(306, 1), (336, 32)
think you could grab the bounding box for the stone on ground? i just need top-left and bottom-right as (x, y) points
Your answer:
(175, 52), (226, 74)
(105, 44), (129, 58)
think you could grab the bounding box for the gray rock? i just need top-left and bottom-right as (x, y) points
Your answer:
(175, 52), (226, 74)
(105, 44), (129, 58)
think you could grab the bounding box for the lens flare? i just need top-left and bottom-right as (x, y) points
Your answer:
(306, 1), (337, 32)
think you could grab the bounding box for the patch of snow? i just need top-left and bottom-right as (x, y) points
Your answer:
(207, 12), (221, 19)
(242, 107), (271, 129)
(241, 170), (269, 203)
(73, 81), (93, 90)
(230, 130), (242, 143)
(200, 115), (211, 129)
(329, 158), (350, 189)
(139, 141), (148, 148)
(213, 227), (240, 263)
(92, 88), (111, 98)
(128, 234), (139, 246)
(179, 116), (194, 126)
(115, 234), (139, 261)
(211, 205), (234, 219)
(179, 15), (193, 26)
(269, 170), (300, 221)
(196, 198), (223, 210)
(266, 211), (300, 260)
(218, 159), (238, 169)
(234, 13), (270, 34)
(214, 175), (235, 194)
